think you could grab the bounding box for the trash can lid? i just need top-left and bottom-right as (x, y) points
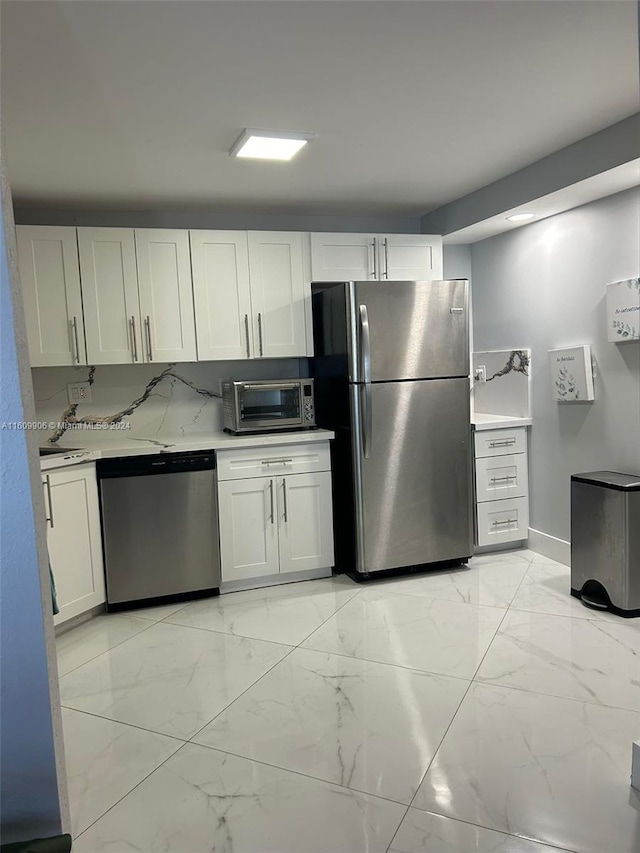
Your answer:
(571, 471), (640, 491)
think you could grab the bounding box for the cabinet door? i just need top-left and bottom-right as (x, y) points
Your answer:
(17, 225), (86, 366)
(218, 477), (279, 582)
(135, 229), (197, 363)
(277, 472), (334, 574)
(380, 234), (444, 280)
(45, 464), (106, 625)
(78, 228), (142, 365)
(310, 232), (375, 281)
(190, 231), (253, 360)
(248, 232), (307, 358)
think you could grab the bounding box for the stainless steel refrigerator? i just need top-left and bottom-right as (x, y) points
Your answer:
(312, 279), (472, 576)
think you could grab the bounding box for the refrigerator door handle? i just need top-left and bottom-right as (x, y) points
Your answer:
(359, 304), (371, 384)
(359, 304), (372, 458)
(360, 382), (372, 459)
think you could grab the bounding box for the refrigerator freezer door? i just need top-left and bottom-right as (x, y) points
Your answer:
(350, 377), (472, 573)
(350, 279), (469, 381)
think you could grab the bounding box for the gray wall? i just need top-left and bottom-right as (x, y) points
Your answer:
(13, 206), (421, 234)
(0, 163), (68, 842)
(471, 187), (640, 543)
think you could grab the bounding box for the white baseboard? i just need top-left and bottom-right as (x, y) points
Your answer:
(528, 527), (571, 566)
(220, 567), (332, 595)
(632, 742), (640, 791)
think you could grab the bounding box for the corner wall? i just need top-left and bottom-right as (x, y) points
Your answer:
(470, 187), (640, 548)
(0, 156), (68, 842)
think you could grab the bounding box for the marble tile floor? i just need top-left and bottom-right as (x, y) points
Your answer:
(57, 550), (640, 853)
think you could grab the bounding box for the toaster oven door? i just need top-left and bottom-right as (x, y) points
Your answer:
(237, 383), (303, 429)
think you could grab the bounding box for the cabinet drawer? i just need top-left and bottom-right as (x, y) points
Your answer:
(476, 497), (529, 547)
(474, 427), (527, 458)
(217, 441), (331, 481)
(475, 454), (528, 503)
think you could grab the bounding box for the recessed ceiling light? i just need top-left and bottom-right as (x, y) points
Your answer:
(506, 212), (536, 222)
(229, 129), (317, 161)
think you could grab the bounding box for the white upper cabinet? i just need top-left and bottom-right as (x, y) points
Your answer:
(190, 231), (254, 360)
(381, 234), (443, 280)
(79, 227), (196, 365)
(248, 232), (307, 358)
(78, 228), (141, 365)
(135, 229), (197, 362)
(310, 232), (375, 281)
(310, 232), (443, 281)
(191, 230), (308, 361)
(17, 225), (87, 366)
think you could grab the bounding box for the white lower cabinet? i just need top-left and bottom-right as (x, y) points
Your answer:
(474, 426), (530, 548)
(277, 472), (334, 574)
(217, 442), (334, 587)
(218, 477), (279, 581)
(43, 463), (106, 626)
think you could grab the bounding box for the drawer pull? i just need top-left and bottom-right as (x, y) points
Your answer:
(261, 458), (293, 465)
(490, 475), (516, 483)
(492, 518), (517, 527)
(489, 438), (516, 447)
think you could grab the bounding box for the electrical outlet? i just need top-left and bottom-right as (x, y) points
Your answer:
(474, 365), (487, 383)
(67, 382), (92, 404)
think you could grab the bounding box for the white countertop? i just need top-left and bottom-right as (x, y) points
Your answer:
(39, 428), (335, 470)
(471, 413), (532, 431)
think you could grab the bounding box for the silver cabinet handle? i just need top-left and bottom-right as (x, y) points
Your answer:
(130, 316), (138, 362)
(145, 316), (153, 361)
(72, 316), (80, 363)
(282, 478), (288, 522)
(44, 475), (54, 528)
(490, 475), (516, 483)
(492, 518), (517, 527)
(371, 237), (377, 278)
(383, 238), (389, 279)
(269, 479), (274, 525)
(261, 458), (293, 465)
(489, 439), (516, 447)
(257, 313), (264, 356)
(244, 314), (250, 358)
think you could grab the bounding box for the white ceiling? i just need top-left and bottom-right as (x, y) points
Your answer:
(1, 0), (639, 216)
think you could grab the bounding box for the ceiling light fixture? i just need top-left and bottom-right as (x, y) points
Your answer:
(506, 212), (536, 222)
(229, 129), (317, 161)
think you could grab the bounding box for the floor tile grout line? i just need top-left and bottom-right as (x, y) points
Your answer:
(72, 740), (194, 843)
(60, 704), (189, 743)
(384, 555), (536, 853)
(466, 677), (640, 715)
(185, 586), (363, 744)
(403, 805), (583, 853)
(71, 589), (373, 841)
(57, 617), (160, 679)
(391, 560), (588, 853)
(191, 740), (412, 809)
(401, 593), (515, 822)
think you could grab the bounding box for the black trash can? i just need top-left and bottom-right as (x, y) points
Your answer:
(570, 471), (640, 617)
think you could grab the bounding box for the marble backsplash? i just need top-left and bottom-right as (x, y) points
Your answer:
(32, 359), (307, 447)
(472, 349), (531, 418)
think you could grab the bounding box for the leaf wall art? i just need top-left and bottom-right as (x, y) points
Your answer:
(548, 345), (595, 402)
(606, 278), (640, 342)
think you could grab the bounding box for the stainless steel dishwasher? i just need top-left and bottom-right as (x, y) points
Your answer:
(97, 450), (221, 610)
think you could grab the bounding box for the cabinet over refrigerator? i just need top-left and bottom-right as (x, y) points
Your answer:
(312, 279), (472, 577)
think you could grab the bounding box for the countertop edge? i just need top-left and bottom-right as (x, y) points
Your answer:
(472, 414), (532, 430)
(39, 429), (335, 470)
